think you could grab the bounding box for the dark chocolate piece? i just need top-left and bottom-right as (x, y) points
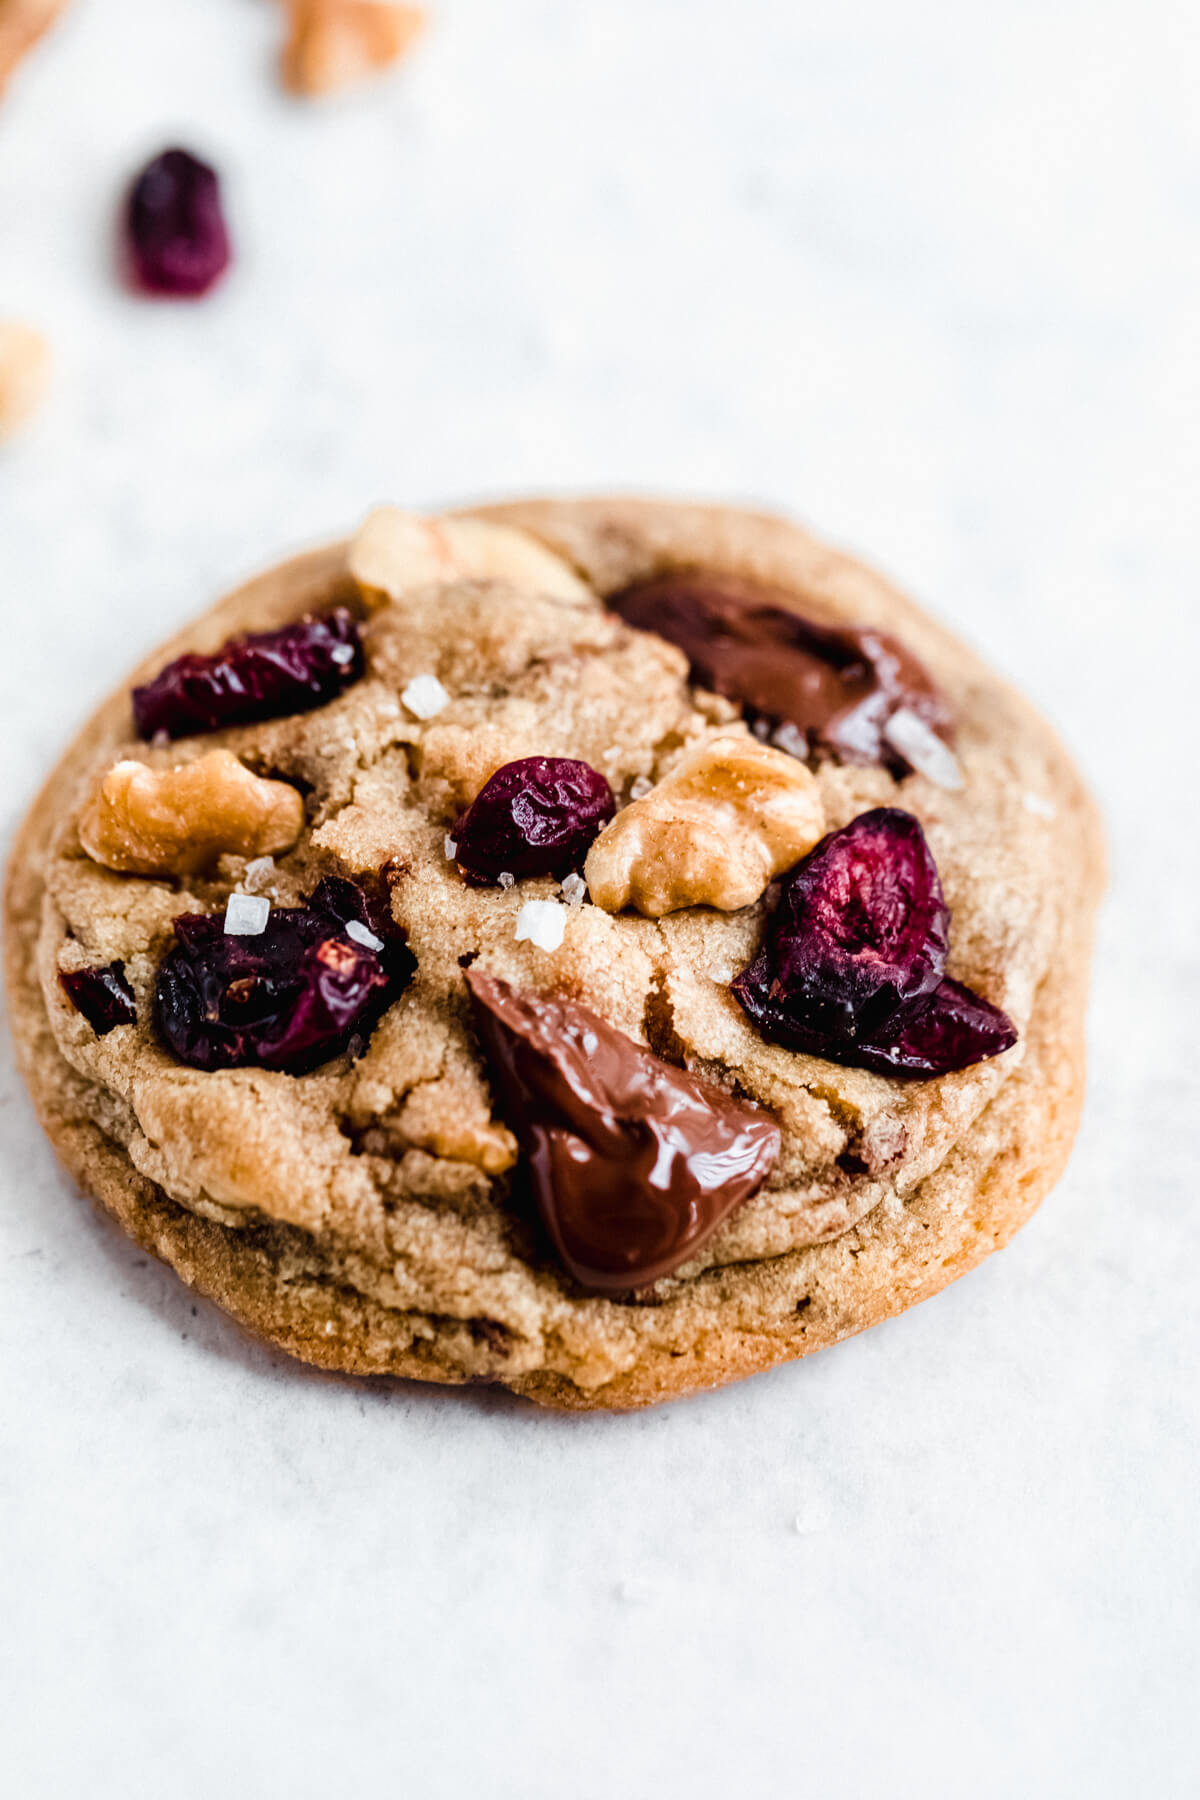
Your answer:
(608, 571), (952, 774)
(466, 970), (779, 1293)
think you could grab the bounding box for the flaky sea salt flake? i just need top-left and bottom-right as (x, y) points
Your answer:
(345, 919), (385, 953)
(401, 673), (451, 720)
(884, 707), (964, 791)
(498, 871), (516, 890)
(1023, 791), (1056, 820)
(224, 893), (270, 936)
(444, 835), (458, 860)
(561, 872), (587, 907)
(515, 899), (565, 952)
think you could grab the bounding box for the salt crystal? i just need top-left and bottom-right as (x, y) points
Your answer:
(498, 871), (516, 890)
(769, 722), (808, 761)
(629, 775), (654, 801)
(240, 856), (276, 895)
(151, 729), (170, 750)
(330, 642), (356, 665)
(561, 872), (587, 907)
(1023, 791), (1056, 820)
(444, 835), (458, 860)
(345, 919), (385, 953)
(224, 893), (270, 936)
(883, 707), (964, 791)
(515, 899), (565, 952)
(401, 673), (451, 719)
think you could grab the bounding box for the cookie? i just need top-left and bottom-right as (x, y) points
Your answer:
(4, 499), (1104, 1408)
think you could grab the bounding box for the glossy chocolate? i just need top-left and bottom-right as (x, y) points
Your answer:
(465, 970), (780, 1294)
(607, 571), (952, 773)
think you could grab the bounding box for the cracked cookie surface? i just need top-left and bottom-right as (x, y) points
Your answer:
(4, 498), (1104, 1407)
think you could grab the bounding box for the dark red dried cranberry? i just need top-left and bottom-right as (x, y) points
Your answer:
(848, 979), (1017, 1076)
(154, 881), (410, 1075)
(732, 808), (1015, 1078)
(734, 809), (949, 1044)
(608, 572), (953, 775)
(132, 609), (363, 741)
(125, 148), (231, 297)
(59, 963), (137, 1036)
(453, 758), (614, 887)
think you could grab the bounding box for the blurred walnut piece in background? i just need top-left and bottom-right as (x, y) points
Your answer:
(281, 0), (426, 96)
(0, 0), (66, 97)
(0, 321), (50, 441)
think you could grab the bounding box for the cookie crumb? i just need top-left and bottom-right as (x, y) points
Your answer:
(515, 899), (565, 952)
(401, 673), (450, 719)
(224, 893), (270, 936)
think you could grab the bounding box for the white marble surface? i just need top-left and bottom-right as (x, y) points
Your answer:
(2, 3), (1198, 1794)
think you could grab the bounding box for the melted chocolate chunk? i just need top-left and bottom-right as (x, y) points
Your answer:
(59, 962), (137, 1035)
(465, 971), (779, 1294)
(607, 571), (952, 773)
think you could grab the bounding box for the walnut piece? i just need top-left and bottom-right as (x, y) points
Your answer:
(584, 735), (826, 918)
(349, 507), (590, 611)
(79, 751), (305, 878)
(0, 0), (68, 99)
(280, 1), (425, 98)
(0, 320), (50, 441)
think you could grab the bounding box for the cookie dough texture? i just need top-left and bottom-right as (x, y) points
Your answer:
(4, 499), (1104, 1409)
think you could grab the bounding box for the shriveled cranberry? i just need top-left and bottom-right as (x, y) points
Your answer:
(59, 963), (137, 1035)
(732, 807), (1015, 1078)
(154, 881), (410, 1074)
(453, 757), (615, 887)
(734, 809), (949, 1044)
(132, 609), (363, 741)
(608, 572), (953, 775)
(849, 979), (1017, 1076)
(125, 148), (231, 297)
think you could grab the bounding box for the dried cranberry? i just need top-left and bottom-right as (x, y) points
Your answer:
(732, 808), (1015, 1078)
(125, 148), (231, 297)
(154, 882), (410, 1074)
(59, 963), (137, 1036)
(734, 809), (949, 1044)
(453, 758), (615, 887)
(608, 572), (953, 775)
(848, 979), (1017, 1076)
(132, 609), (363, 741)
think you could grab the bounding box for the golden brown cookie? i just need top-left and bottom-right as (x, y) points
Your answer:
(4, 499), (1104, 1408)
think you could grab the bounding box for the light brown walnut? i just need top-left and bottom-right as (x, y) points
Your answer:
(0, 320), (50, 441)
(585, 735), (826, 917)
(280, 2), (426, 97)
(78, 751), (305, 878)
(0, 0), (68, 98)
(349, 507), (589, 612)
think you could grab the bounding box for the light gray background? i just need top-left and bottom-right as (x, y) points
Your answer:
(2, 3), (1197, 1795)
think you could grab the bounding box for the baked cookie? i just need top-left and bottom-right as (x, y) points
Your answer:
(4, 499), (1104, 1408)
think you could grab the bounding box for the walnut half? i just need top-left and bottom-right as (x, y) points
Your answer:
(584, 735), (826, 918)
(78, 750), (305, 878)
